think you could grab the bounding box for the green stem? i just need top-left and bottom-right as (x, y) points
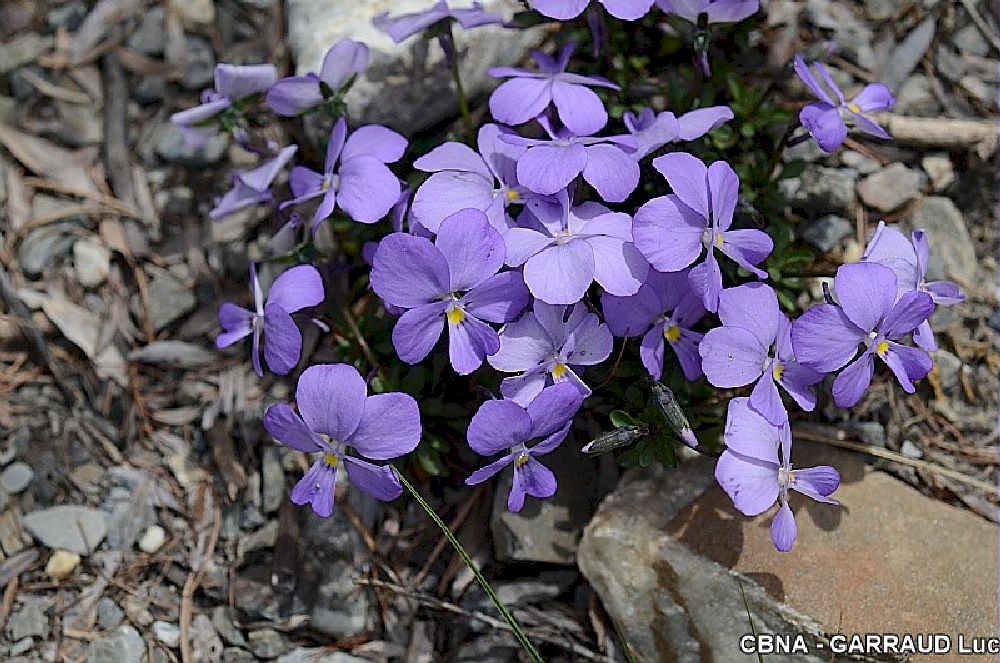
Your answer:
(395, 469), (545, 663)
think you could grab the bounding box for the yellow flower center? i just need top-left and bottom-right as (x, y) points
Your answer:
(846, 102), (861, 113)
(714, 232), (724, 248)
(664, 325), (681, 343)
(514, 453), (530, 467)
(876, 340), (889, 356)
(772, 362), (784, 381)
(505, 189), (520, 201)
(551, 362), (568, 379)
(447, 306), (466, 325)
(323, 453), (339, 467)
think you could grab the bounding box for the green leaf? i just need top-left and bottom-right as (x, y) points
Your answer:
(610, 410), (640, 428)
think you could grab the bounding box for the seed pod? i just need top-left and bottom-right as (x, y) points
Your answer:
(651, 382), (699, 448)
(581, 426), (648, 455)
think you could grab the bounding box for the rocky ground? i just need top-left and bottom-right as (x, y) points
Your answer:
(0, 1), (996, 662)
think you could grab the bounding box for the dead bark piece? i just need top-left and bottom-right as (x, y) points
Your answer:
(70, 0), (143, 64)
(33, 293), (128, 385)
(0, 124), (99, 193)
(870, 113), (999, 159)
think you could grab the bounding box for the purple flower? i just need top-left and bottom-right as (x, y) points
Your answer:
(862, 221), (965, 352)
(656, 0), (759, 24)
(715, 397), (840, 552)
(171, 64), (277, 148)
(281, 118), (406, 228)
(489, 301), (613, 405)
(601, 269), (705, 381)
(632, 152), (773, 312)
(263, 364), (421, 517)
(411, 124), (531, 233)
(210, 145), (298, 220)
(791, 262), (935, 408)
(373, 0), (505, 43)
(499, 116), (639, 203)
(699, 283), (823, 424)
(529, 0), (655, 20)
(464, 383), (584, 512)
(266, 40), (369, 116)
(370, 208), (530, 375)
(794, 54), (895, 153)
(623, 106), (733, 160)
(217, 262), (325, 377)
(505, 191), (648, 304)
(489, 42), (619, 135)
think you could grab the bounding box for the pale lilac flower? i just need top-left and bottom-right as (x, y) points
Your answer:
(601, 269), (705, 381)
(488, 42), (619, 135)
(794, 54), (895, 153)
(715, 397), (840, 552)
(862, 221), (965, 352)
(210, 145), (298, 219)
(656, 0), (759, 23)
(489, 301), (613, 405)
(370, 208), (530, 375)
(699, 283), (823, 424)
(217, 262), (325, 377)
(266, 40), (369, 116)
(529, 0), (655, 20)
(171, 64), (277, 148)
(373, 1), (504, 43)
(623, 106), (733, 160)
(465, 383), (584, 512)
(499, 116), (639, 203)
(263, 364), (420, 517)
(632, 152), (772, 312)
(411, 124), (531, 233)
(281, 118), (406, 228)
(505, 191), (648, 304)
(791, 262), (934, 408)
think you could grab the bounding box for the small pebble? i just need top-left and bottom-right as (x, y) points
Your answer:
(46, 550), (81, 579)
(0, 462), (33, 494)
(901, 440), (924, 459)
(139, 525), (166, 554)
(153, 620), (181, 648)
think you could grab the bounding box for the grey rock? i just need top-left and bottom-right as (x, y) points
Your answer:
(805, 0), (875, 70)
(23, 505), (107, 554)
(47, 1), (88, 31)
(921, 154), (954, 192)
(285, 0), (544, 134)
(96, 597), (125, 631)
(960, 75), (994, 107)
(900, 440), (923, 459)
(261, 447), (284, 514)
(308, 560), (371, 637)
(858, 163), (925, 212)
(73, 239), (112, 288)
(153, 620), (180, 648)
(842, 421), (886, 448)
(128, 8), (165, 54)
(895, 74), (940, 116)
(55, 100), (103, 146)
(6, 602), (48, 641)
(783, 166), (857, 216)
(863, 0), (895, 20)
(955, 24), (990, 58)
(936, 45), (966, 83)
(155, 123), (227, 165)
(578, 459), (832, 663)
(86, 625), (147, 663)
(182, 37), (216, 90)
(935, 349), (962, 392)
(839, 150), (880, 175)
(0, 462), (33, 494)
(277, 649), (368, 663)
(799, 215), (853, 252)
(879, 17), (936, 91)
(132, 266), (197, 331)
(210, 606), (246, 647)
(0, 34), (53, 75)
(222, 649), (256, 663)
(134, 76), (168, 104)
(908, 197), (976, 283)
(247, 629), (288, 659)
(19, 225), (77, 278)
(782, 138), (825, 164)
(452, 635), (519, 663)
(190, 614), (224, 662)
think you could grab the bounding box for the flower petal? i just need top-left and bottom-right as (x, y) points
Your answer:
(468, 399), (532, 456)
(831, 352), (875, 408)
(551, 79), (608, 135)
(263, 304), (303, 375)
(632, 195), (706, 272)
(717, 282), (779, 348)
(263, 403), (323, 452)
(371, 233), (450, 308)
(448, 313), (499, 375)
(337, 156), (401, 223)
(524, 241), (595, 305)
(651, 152), (709, 218)
(489, 77), (553, 128)
(392, 301), (448, 364)
(790, 303), (863, 373)
(290, 460), (337, 518)
(436, 209), (505, 291)
(296, 364), (367, 440)
(461, 271), (530, 323)
(723, 397), (782, 463)
(517, 142), (588, 196)
(349, 392), (422, 459)
(343, 457), (402, 501)
(527, 382), (584, 439)
(715, 450), (779, 517)
(770, 501), (797, 552)
(267, 265), (325, 314)
(835, 262), (898, 333)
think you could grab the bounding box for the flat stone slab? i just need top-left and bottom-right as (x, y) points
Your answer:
(665, 441), (996, 660)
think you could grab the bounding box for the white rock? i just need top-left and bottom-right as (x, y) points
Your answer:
(285, 0), (545, 133)
(153, 620), (181, 648)
(0, 462), (33, 494)
(138, 525), (166, 554)
(169, 0), (215, 26)
(73, 239), (111, 288)
(46, 549), (81, 579)
(921, 154), (954, 191)
(23, 506), (107, 555)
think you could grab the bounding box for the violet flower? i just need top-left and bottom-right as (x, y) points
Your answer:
(217, 262), (325, 377)
(656, 0), (759, 23)
(411, 123), (531, 233)
(505, 190), (649, 304)
(373, 0), (505, 43)
(862, 220), (965, 352)
(464, 383), (584, 512)
(266, 40), (369, 116)
(529, 0), (655, 20)
(715, 397), (840, 552)
(210, 145), (298, 220)
(794, 54), (895, 153)
(623, 106), (733, 160)
(488, 42), (619, 135)
(171, 64), (277, 148)
(632, 152), (773, 312)
(601, 269), (705, 381)
(281, 118), (406, 229)
(699, 283), (823, 424)
(791, 262), (934, 408)
(489, 301), (613, 405)
(263, 364), (421, 517)
(370, 208), (530, 375)
(499, 116), (639, 203)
